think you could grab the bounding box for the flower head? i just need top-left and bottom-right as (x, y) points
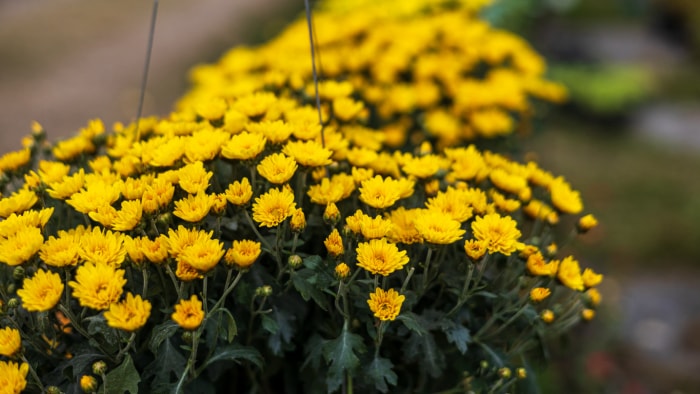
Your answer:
(178, 238), (224, 273)
(529, 287), (551, 303)
(224, 240), (261, 269)
(471, 213), (522, 256)
(221, 132), (267, 161)
(577, 214), (598, 233)
(324, 229), (344, 258)
(0, 327), (21, 357)
(79, 227), (126, 267)
(356, 239), (409, 276)
(252, 187), (296, 227)
(257, 153), (297, 184)
(359, 175), (403, 209)
(104, 293), (152, 332)
(464, 239), (488, 261)
(414, 210), (465, 245)
(68, 262), (126, 310)
(549, 177), (583, 214)
(282, 140), (332, 167)
(173, 193), (214, 223)
(172, 295), (205, 330)
(0, 361), (28, 394)
(582, 268), (603, 288)
(526, 252), (558, 277)
(557, 256), (584, 291)
(225, 178), (253, 206)
(0, 227), (43, 266)
(367, 288), (405, 321)
(335, 263), (350, 279)
(17, 269), (64, 312)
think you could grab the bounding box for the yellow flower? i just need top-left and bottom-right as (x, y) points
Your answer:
(37, 160), (70, 184)
(167, 226), (213, 259)
(282, 140), (332, 167)
(176, 260), (203, 282)
(581, 309), (595, 321)
(225, 178), (253, 206)
(549, 177), (583, 214)
(141, 178), (175, 214)
(333, 97), (364, 121)
(346, 147), (379, 168)
(247, 120), (293, 144)
(324, 229), (345, 258)
(490, 190), (521, 213)
(111, 200), (143, 231)
(47, 169), (86, 200)
(367, 288), (405, 321)
(221, 132), (267, 161)
(67, 181), (120, 214)
(541, 309), (555, 324)
(104, 293), (152, 332)
(586, 288), (602, 306)
(0, 208), (53, 238)
(224, 240), (261, 269)
(88, 204), (118, 228)
(80, 375), (99, 393)
(0, 361), (28, 394)
(426, 190), (474, 222)
(52, 135), (95, 162)
(402, 154), (442, 179)
(386, 207), (423, 245)
(557, 256), (584, 291)
(351, 167), (374, 185)
(307, 178), (345, 205)
(414, 210), (466, 245)
(526, 252), (558, 277)
(356, 239), (409, 276)
(172, 295), (205, 330)
(178, 238), (225, 273)
(195, 97), (227, 121)
(335, 263), (350, 279)
(582, 268), (603, 288)
(40, 233), (80, 267)
(257, 153), (297, 184)
(252, 187), (296, 227)
(359, 175), (403, 209)
(578, 214), (598, 233)
(142, 235), (170, 264)
(0, 189), (38, 218)
(489, 168), (527, 195)
(79, 227), (126, 267)
(290, 208), (306, 232)
(529, 287), (551, 303)
(0, 148), (31, 173)
(173, 193), (214, 223)
(17, 269), (64, 312)
(344, 209), (364, 235)
(471, 213), (522, 256)
(178, 161), (213, 195)
(359, 214), (393, 240)
(523, 199), (555, 221)
(0, 226), (43, 266)
(184, 128), (230, 163)
(68, 262), (127, 310)
(0, 327), (21, 357)
(323, 203), (341, 224)
(464, 239), (488, 260)
(147, 136), (186, 167)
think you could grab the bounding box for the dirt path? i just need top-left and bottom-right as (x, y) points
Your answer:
(0, 0), (297, 153)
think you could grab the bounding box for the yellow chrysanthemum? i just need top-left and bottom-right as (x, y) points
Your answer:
(173, 193), (214, 223)
(335, 262), (350, 279)
(80, 375), (99, 393)
(426, 190), (474, 223)
(225, 178), (253, 206)
(414, 210), (466, 245)
(541, 309), (555, 324)
(221, 132), (267, 161)
(526, 252), (558, 277)
(358, 175), (403, 209)
(557, 256), (584, 291)
(282, 140), (332, 167)
(176, 260), (203, 282)
(37, 160), (70, 184)
(68, 262), (127, 310)
(307, 178), (345, 205)
(17, 269), (64, 312)
(578, 214), (598, 233)
(333, 97), (364, 121)
(0, 148), (31, 173)
(402, 154), (442, 179)
(358, 214), (393, 240)
(252, 187), (296, 227)
(79, 227), (126, 267)
(386, 207), (423, 245)
(290, 208), (306, 232)
(66, 181), (121, 214)
(141, 235), (170, 264)
(247, 120), (293, 144)
(0, 208), (53, 238)
(0, 361), (28, 394)
(167, 226), (213, 258)
(489, 168), (527, 195)
(111, 200), (143, 231)
(0, 189), (38, 218)
(184, 128), (230, 162)
(141, 178), (175, 214)
(104, 293), (152, 332)
(549, 177), (583, 214)
(40, 233), (80, 267)
(356, 238), (409, 276)
(224, 240), (262, 269)
(178, 161), (213, 195)
(324, 229), (344, 258)
(257, 153), (297, 184)
(178, 238), (225, 273)
(586, 288), (602, 306)
(0, 227), (43, 266)
(529, 287), (551, 303)
(172, 295), (205, 331)
(47, 169), (86, 200)
(471, 213), (523, 256)
(464, 239), (488, 260)
(0, 327), (21, 357)
(582, 268), (603, 288)
(367, 288), (406, 321)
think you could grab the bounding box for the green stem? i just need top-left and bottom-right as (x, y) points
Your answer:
(115, 332), (137, 363)
(400, 267), (415, 293)
(22, 355), (45, 392)
(421, 247), (434, 292)
(242, 209), (275, 259)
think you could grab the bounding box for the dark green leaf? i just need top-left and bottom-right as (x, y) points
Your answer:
(439, 319), (471, 354)
(403, 331), (445, 378)
(265, 306), (296, 356)
(144, 339), (186, 394)
(301, 333), (327, 371)
(322, 324), (366, 392)
(364, 356), (397, 393)
(292, 269), (329, 310)
(261, 314), (279, 335)
(396, 312), (428, 336)
(101, 355), (140, 394)
(62, 352), (103, 379)
(302, 255), (323, 269)
(200, 344), (263, 370)
(148, 320), (179, 354)
(86, 315), (119, 348)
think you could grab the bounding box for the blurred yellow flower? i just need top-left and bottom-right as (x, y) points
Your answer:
(248, 120), (293, 144)
(549, 177), (583, 215)
(582, 268), (603, 288)
(252, 187), (296, 227)
(557, 256), (584, 291)
(0, 361), (28, 394)
(526, 252), (558, 277)
(414, 210), (465, 245)
(307, 178), (344, 205)
(257, 153), (297, 184)
(224, 240), (262, 269)
(471, 213), (522, 256)
(386, 207), (423, 245)
(581, 308), (595, 321)
(68, 262), (126, 310)
(105, 293), (152, 332)
(356, 239), (409, 276)
(0, 327), (21, 357)
(172, 295), (205, 331)
(529, 287), (551, 303)
(541, 309), (555, 324)
(577, 214), (598, 233)
(221, 132), (267, 161)
(367, 288), (405, 321)
(178, 161), (213, 195)
(282, 140), (332, 167)
(0, 189), (38, 218)
(112, 200), (143, 231)
(17, 269), (64, 312)
(0, 148), (31, 173)
(0, 227), (43, 266)
(359, 214), (393, 240)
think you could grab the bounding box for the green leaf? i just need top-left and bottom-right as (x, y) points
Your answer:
(200, 344), (264, 370)
(261, 313), (279, 335)
(292, 269), (329, 310)
(302, 255), (323, 269)
(61, 351), (103, 379)
(86, 315), (119, 349)
(301, 333), (327, 372)
(101, 355), (140, 394)
(143, 339), (186, 394)
(403, 331), (445, 378)
(364, 356), (397, 393)
(439, 319), (471, 355)
(148, 320), (179, 354)
(396, 312), (428, 336)
(322, 324), (366, 392)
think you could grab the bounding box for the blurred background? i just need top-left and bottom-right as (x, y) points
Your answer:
(1, 0), (699, 392)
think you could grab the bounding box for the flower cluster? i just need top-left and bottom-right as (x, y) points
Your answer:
(0, 1), (600, 393)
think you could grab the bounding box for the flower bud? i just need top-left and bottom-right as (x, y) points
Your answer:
(290, 208), (306, 233)
(80, 375), (98, 393)
(255, 285), (273, 297)
(46, 386), (63, 394)
(157, 212), (172, 226)
(479, 360), (489, 370)
(7, 298), (19, 309)
(498, 367), (511, 379)
(288, 255), (303, 269)
(92, 360), (107, 375)
(12, 267), (25, 281)
(334, 263), (350, 279)
(577, 214), (598, 233)
(581, 308), (595, 321)
(181, 331), (194, 343)
(516, 367), (527, 379)
(323, 203), (341, 225)
(540, 309), (555, 324)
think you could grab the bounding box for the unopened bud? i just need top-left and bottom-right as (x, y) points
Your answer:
(288, 255), (303, 269)
(181, 331), (193, 343)
(290, 208), (306, 233)
(323, 203), (341, 225)
(7, 298), (19, 309)
(479, 360), (489, 370)
(46, 386), (63, 394)
(498, 367), (511, 379)
(157, 212), (172, 226)
(92, 360), (107, 376)
(12, 267), (25, 281)
(80, 375), (98, 393)
(255, 285), (273, 297)
(516, 368), (527, 379)
(6, 284), (16, 295)
(334, 263), (350, 279)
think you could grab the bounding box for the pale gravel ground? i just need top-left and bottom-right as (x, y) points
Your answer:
(0, 0), (296, 153)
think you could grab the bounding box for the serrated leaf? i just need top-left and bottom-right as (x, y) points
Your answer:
(301, 333), (327, 371)
(148, 320), (179, 354)
(365, 356), (397, 393)
(261, 314), (279, 335)
(302, 255), (323, 269)
(265, 306), (295, 356)
(86, 315), (119, 348)
(292, 269), (329, 310)
(322, 324), (366, 392)
(396, 312), (428, 336)
(200, 344), (263, 370)
(144, 339), (186, 394)
(403, 331), (445, 378)
(439, 319), (471, 354)
(62, 352), (103, 379)
(101, 355), (140, 394)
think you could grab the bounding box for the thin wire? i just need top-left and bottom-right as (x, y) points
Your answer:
(135, 0), (159, 141)
(304, 0), (324, 148)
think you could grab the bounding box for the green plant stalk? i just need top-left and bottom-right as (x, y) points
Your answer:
(421, 247), (434, 292)
(22, 354), (44, 392)
(57, 304), (115, 361)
